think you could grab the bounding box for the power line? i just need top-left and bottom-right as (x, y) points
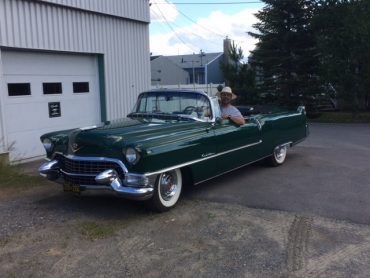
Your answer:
(154, 5), (198, 53)
(152, 9), (220, 52)
(152, 1), (261, 5)
(175, 6), (225, 38)
(151, 0), (253, 53)
(152, 4), (226, 51)
(160, 0), (225, 39)
(152, 11), (221, 49)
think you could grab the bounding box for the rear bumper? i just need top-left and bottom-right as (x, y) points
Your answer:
(39, 158), (155, 201)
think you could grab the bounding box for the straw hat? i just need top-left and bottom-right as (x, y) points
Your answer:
(217, 86), (237, 100)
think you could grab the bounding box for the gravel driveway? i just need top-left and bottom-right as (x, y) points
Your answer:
(1, 123), (370, 277)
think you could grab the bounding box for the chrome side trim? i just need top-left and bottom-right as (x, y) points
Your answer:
(144, 140), (263, 176)
(194, 154), (273, 185)
(194, 141), (293, 186)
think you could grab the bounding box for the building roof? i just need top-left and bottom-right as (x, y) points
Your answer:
(165, 53), (223, 69)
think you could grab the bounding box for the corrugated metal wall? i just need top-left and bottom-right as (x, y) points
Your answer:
(0, 0), (151, 120)
(39, 0), (150, 23)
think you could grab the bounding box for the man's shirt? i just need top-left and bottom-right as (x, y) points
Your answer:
(220, 105), (243, 118)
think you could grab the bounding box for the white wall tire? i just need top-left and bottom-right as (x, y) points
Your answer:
(269, 145), (288, 166)
(149, 169), (182, 212)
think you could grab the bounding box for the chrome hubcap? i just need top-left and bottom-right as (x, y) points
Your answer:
(274, 146), (287, 163)
(159, 172), (177, 201)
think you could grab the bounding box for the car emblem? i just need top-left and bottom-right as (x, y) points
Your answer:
(71, 143), (83, 153)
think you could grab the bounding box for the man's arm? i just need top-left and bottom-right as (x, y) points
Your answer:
(223, 114), (245, 125)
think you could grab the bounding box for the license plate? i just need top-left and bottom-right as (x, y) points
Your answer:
(63, 183), (81, 193)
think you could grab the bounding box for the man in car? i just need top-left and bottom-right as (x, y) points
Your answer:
(218, 86), (245, 125)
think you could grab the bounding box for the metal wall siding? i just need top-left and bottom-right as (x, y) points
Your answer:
(39, 0), (150, 22)
(0, 0), (150, 120)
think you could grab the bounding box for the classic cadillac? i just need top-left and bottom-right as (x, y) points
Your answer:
(39, 89), (308, 211)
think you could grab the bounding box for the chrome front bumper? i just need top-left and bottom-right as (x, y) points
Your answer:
(39, 158), (155, 201)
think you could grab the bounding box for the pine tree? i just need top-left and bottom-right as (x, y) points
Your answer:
(314, 0), (370, 112)
(249, 0), (319, 105)
(221, 42), (257, 104)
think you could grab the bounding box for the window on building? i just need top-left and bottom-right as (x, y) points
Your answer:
(73, 82), (89, 93)
(8, 83), (31, 96)
(43, 82), (62, 95)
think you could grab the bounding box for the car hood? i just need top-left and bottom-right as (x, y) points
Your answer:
(64, 117), (210, 157)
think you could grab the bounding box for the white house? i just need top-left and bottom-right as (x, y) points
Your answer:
(0, 0), (151, 162)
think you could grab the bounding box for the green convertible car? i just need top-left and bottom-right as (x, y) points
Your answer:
(39, 89), (308, 211)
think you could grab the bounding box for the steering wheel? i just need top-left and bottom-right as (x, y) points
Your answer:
(183, 106), (196, 114)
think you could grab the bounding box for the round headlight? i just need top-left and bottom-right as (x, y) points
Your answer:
(125, 147), (140, 164)
(42, 138), (53, 152)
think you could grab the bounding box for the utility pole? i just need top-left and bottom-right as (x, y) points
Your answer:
(182, 54), (200, 87)
(199, 50), (206, 84)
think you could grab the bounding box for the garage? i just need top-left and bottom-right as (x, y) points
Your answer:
(0, 0), (151, 163)
(1, 50), (101, 161)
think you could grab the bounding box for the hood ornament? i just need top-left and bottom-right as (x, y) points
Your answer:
(71, 143), (83, 153)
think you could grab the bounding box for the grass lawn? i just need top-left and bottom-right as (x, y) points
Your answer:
(0, 161), (47, 191)
(308, 112), (370, 123)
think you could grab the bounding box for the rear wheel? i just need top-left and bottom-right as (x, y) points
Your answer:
(149, 169), (182, 212)
(269, 145), (288, 166)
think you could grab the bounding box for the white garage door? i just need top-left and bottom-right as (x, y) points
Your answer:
(1, 50), (101, 161)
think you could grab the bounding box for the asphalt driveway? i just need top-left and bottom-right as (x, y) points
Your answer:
(2, 123), (370, 277)
(186, 123), (370, 225)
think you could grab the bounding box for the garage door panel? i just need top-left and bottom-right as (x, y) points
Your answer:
(5, 76), (97, 101)
(2, 50), (101, 161)
(61, 100), (100, 127)
(5, 102), (51, 133)
(7, 130), (45, 161)
(3, 51), (97, 76)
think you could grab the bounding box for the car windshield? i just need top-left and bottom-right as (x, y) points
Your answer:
(129, 91), (213, 122)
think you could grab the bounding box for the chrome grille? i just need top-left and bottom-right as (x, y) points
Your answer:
(55, 154), (125, 185)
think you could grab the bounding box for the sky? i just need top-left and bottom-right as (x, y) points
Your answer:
(149, 0), (264, 59)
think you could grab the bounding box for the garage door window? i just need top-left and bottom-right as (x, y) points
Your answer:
(8, 83), (31, 96)
(73, 82), (89, 93)
(43, 83), (62, 95)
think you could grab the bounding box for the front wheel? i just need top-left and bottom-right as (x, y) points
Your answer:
(149, 169), (182, 212)
(269, 145), (288, 166)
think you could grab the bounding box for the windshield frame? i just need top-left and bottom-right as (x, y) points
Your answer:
(130, 90), (217, 123)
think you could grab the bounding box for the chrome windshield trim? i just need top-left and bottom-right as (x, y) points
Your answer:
(131, 90), (217, 123)
(143, 140), (262, 176)
(209, 95), (219, 122)
(53, 153), (129, 174)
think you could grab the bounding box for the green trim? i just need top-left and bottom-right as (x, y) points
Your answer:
(98, 55), (107, 122)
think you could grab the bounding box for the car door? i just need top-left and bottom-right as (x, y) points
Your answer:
(211, 120), (262, 173)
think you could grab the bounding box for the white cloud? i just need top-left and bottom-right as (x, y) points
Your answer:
(150, 8), (260, 60)
(150, 0), (178, 22)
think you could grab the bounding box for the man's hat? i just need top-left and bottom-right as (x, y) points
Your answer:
(217, 86), (237, 100)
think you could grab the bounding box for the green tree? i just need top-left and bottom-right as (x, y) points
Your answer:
(314, 0), (370, 112)
(221, 42), (257, 104)
(249, 0), (320, 105)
